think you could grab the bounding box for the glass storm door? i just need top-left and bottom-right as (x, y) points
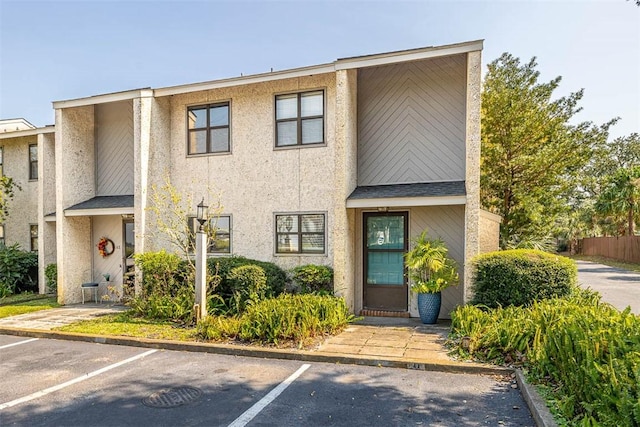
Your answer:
(363, 212), (408, 311)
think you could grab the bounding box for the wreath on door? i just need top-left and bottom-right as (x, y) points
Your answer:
(97, 237), (115, 257)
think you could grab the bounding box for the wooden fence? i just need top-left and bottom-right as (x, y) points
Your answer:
(580, 236), (640, 263)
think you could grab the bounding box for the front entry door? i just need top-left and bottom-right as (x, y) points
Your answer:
(363, 212), (408, 311)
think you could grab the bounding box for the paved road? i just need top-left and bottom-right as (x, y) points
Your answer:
(0, 335), (534, 426)
(576, 260), (640, 314)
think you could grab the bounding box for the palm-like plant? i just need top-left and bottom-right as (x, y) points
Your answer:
(595, 166), (640, 236)
(405, 231), (459, 293)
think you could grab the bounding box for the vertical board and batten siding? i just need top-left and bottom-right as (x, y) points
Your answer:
(410, 205), (465, 318)
(95, 101), (134, 196)
(357, 55), (467, 186)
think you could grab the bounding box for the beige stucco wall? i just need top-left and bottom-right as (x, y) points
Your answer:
(1, 135), (39, 251)
(38, 132), (57, 293)
(55, 106), (96, 304)
(332, 69), (358, 310)
(463, 50), (482, 304)
(479, 209), (502, 254)
(150, 73), (338, 272)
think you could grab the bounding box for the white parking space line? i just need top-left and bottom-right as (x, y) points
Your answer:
(228, 363), (311, 427)
(0, 338), (39, 350)
(0, 349), (157, 410)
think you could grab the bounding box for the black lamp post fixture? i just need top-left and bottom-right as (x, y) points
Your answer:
(196, 198), (208, 232)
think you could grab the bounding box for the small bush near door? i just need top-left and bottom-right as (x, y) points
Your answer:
(0, 244), (38, 297)
(471, 249), (576, 308)
(45, 263), (57, 294)
(207, 256), (287, 297)
(290, 264), (333, 294)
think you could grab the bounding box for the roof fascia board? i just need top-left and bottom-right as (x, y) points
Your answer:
(346, 195), (467, 209)
(0, 126), (55, 139)
(154, 64), (335, 97)
(336, 40), (483, 70)
(44, 215), (56, 223)
(53, 89), (153, 110)
(64, 207), (134, 217)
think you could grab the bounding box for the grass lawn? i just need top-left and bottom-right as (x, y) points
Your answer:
(56, 311), (198, 342)
(0, 296), (59, 319)
(568, 254), (640, 272)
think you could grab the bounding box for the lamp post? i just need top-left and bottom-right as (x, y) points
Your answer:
(195, 198), (208, 321)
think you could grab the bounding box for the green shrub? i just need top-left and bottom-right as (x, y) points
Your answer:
(290, 264), (333, 294)
(226, 265), (267, 314)
(134, 250), (188, 298)
(0, 244), (38, 297)
(450, 289), (640, 426)
(196, 293), (354, 346)
(131, 251), (194, 323)
(471, 249), (576, 308)
(207, 256), (287, 297)
(45, 263), (57, 294)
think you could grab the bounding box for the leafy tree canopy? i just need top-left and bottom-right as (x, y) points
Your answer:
(481, 53), (614, 248)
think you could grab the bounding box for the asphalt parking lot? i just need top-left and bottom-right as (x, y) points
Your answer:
(0, 335), (534, 426)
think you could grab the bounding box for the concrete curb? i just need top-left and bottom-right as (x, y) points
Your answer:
(515, 370), (558, 427)
(0, 326), (510, 376)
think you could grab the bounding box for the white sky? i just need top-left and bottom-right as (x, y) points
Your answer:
(0, 0), (638, 139)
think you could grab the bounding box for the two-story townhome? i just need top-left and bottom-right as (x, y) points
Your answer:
(49, 39), (498, 319)
(0, 119), (57, 292)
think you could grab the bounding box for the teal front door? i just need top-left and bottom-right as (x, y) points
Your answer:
(363, 212), (408, 311)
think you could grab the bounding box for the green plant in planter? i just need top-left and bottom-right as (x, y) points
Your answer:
(405, 231), (459, 293)
(405, 230), (459, 323)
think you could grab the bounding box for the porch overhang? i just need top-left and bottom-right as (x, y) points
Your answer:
(64, 195), (134, 217)
(346, 181), (466, 208)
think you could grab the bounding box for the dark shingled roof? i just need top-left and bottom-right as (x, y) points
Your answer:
(66, 195), (134, 211)
(347, 181), (466, 200)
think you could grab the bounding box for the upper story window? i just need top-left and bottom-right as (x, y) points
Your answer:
(188, 215), (232, 254)
(275, 90), (324, 147)
(29, 144), (38, 180)
(0, 147), (3, 176)
(187, 102), (230, 155)
(275, 213), (325, 254)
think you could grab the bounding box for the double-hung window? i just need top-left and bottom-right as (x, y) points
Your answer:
(29, 144), (37, 180)
(188, 215), (232, 254)
(275, 90), (324, 147)
(275, 213), (325, 254)
(187, 102), (230, 155)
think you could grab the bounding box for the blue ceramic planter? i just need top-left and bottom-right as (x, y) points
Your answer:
(417, 292), (441, 324)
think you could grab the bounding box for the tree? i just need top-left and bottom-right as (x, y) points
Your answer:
(481, 53), (613, 248)
(146, 176), (223, 270)
(0, 176), (20, 225)
(594, 166), (640, 236)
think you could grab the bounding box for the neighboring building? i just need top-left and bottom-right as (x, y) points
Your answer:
(0, 120), (56, 292)
(0, 118), (37, 133)
(16, 40), (486, 319)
